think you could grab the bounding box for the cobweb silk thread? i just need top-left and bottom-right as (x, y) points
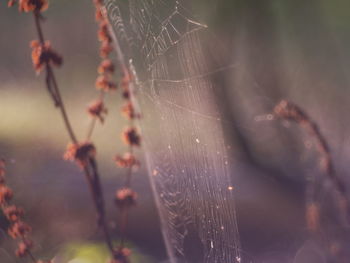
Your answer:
(105, 0), (242, 262)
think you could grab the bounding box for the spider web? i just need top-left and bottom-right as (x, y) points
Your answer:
(105, 1), (242, 262)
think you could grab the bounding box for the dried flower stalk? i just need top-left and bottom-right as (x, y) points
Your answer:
(8, 0), (145, 261)
(274, 100), (349, 228)
(8, 0), (119, 260)
(0, 159), (51, 263)
(92, 3), (144, 258)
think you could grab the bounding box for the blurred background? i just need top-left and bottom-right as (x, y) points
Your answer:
(1, 0), (350, 262)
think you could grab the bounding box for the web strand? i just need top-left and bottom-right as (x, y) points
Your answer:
(105, 0), (242, 262)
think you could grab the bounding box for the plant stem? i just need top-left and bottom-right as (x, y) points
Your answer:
(86, 91), (105, 141)
(32, 10), (116, 258)
(26, 245), (38, 263)
(33, 11), (77, 143)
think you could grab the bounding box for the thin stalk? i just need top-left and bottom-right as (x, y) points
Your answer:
(274, 100), (350, 226)
(84, 162), (115, 253)
(89, 158), (114, 249)
(86, 91), (105, 141)
(124, 146), (133, 188)
(86, 118), (97, 141)
(118, 147), (133, 247)
(33, 11), (77, 143)
(119, 208), (129, 247)
(118, 111), (135, 247)
(47, 65), (78, 143)
(32, 10), (116, 258)
(26, 244), (38, 263)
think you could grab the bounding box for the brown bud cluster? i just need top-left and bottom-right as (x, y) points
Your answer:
(121, 102), (140, 120)
(91, 1), (142, 257)
(0, 160), (10, 203)
(93, 1), (117, 92)
(20, 0), (48, 12)
(95, 7), (103, 21)
(100, 41), (114, 58)
(8, 0), (48, 12)
(8, 218), (32, 239)
(87, 100), (108, 123)
(96, 75), (117, 91)
(115, 188), (137, 210)
(31, 40), (63, 74)
(118, 71), (133, 100)
(16, 239), (33, 258)
(98, 59), (115, 74)
(0, 159), (5, 177)
(120, 72), (131, 91)
(0, 160), (45, 260)
(98, 22), (112, 43)
(0, 185), (13, 204)
(122, 127), (141, 147)
(114, 153), (140, 169)
(3, 205), (24, 221)
(63, 142), (96, 168)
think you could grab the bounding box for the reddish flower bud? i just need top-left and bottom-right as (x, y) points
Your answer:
(122, 90), (130, 100)
(0, 186), (13, 204)
(8, 221), (32, 239)
(15, 239), (33, 258)
(122, 127), (141, 147)
(87, 100), (108, 123)
(98, 59), (115, 74)
(4, 205), (24, 222)
(0, 159), (5, 181)
(121, 102), (140, 120)
(96, 75), (117, 92)
(30, 40), (63, 74)
(18, 0), (48, 12)
(100, 41), (113, 58)
(120, 72), (131, 91)
(98, 21), (112, 42)
(115, 188), (137, 209)
(114, 153), (140, 169)
(64, 142), (96, 168)
(95, 8), (103, 22)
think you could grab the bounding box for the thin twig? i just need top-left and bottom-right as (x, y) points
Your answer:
(27, 247), (38, 263)
(89, 157), (114, 251)
(274, 100), (350, 226)
(33, 11), (77, 143)
(86, 91), (105, 141)
(124, 146), (134, 188)
(32, 9), (116, 258)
